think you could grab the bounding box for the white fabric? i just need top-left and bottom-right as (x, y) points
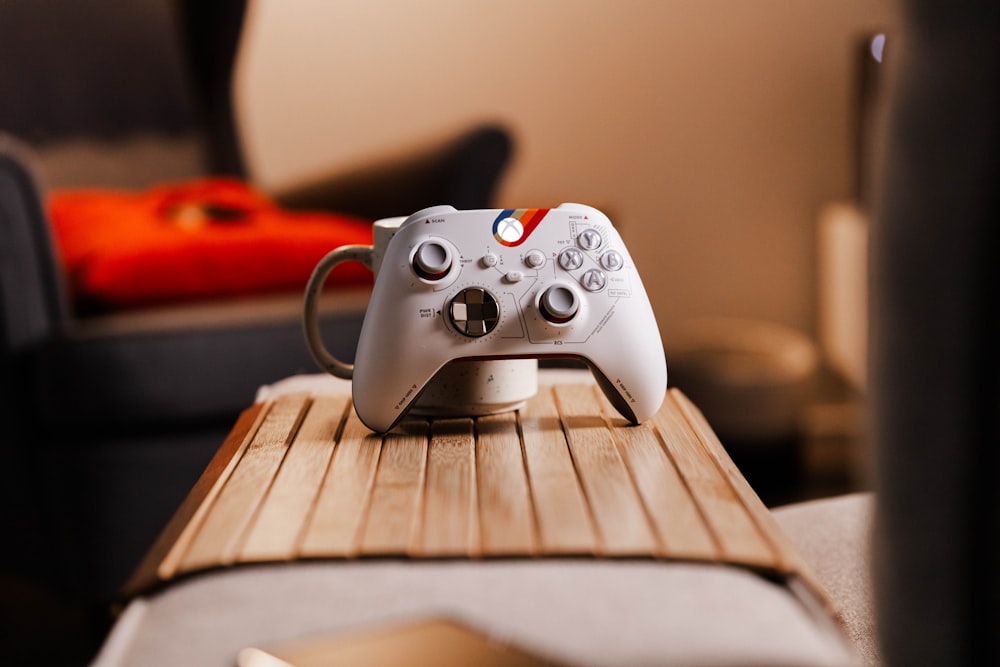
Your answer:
(774, 493), (877, 666)
(93, 560), (855, 667)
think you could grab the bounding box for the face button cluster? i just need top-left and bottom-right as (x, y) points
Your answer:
(553, 228), (625, 293)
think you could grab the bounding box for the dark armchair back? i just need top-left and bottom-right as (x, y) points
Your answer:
(0, 0), (246, 175)
(0, 0), (248, 364)
(0, 139), (66, 355)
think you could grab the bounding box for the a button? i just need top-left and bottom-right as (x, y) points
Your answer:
(581, 268), (607, 292)
(558, 247), (584, 271)
(600, 249), (624, 271)
(449, 288), (500, 337)
(524, 249), (546, 269)
(412, 241), (452, 281)
(577, 228), (603, 251)
(504, 270), (524, 283)
(539, 285), (579, 324)
(481, 253), (499, 268)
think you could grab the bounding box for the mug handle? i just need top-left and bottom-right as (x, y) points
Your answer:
(303, 245), (375, 379)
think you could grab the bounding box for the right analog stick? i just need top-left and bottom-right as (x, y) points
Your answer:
(539, 285), (579, 324)
(412, 240), (453, 281)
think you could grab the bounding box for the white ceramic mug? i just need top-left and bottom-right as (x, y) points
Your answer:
(303, 217), (538, 417)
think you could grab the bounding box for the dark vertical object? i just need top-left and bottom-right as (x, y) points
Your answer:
(854, 33), (887, 210)
(176, 0), (249, 177)
(870, 1), (1000, 664)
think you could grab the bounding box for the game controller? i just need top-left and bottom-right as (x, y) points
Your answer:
(305, 203), (667, 433)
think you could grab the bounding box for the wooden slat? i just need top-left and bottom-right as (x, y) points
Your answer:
(238, 395), (350, 562)
(590, 388), (716, 559)
(475, 410), (536, 554)
(416, 418), (478, 557)
(671, 390), (803, 574)
(672, 389), (836, 615)
(518, 388), (596, 554)
(120, 402), (266, 598)
(609, 417), (719, 561)
(298, 410), (384, 557)
(653, 393), (775, 568)
(179, 394), (310, 572)
(358, 420), (429, 555)
(553, 384), (657, 555)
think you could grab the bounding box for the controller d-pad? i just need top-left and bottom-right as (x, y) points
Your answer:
(449, 288), (500, 337)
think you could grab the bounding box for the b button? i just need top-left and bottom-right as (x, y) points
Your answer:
(600, 249), (624, 271)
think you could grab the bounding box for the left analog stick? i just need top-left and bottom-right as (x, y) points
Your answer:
(412, 241), (452, 281)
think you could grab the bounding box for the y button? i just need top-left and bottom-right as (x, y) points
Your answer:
(577, 229), (603, 251)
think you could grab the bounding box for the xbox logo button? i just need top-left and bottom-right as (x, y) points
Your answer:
(495, 217), (524, 244)
(492, 208), (550, 247)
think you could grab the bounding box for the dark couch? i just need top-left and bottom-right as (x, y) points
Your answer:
(0, 1), (512, 659)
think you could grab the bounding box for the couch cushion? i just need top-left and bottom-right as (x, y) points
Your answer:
(774, 493), (876, 666)
(28, 291), (368, 431)
(48, 178), (373, 313)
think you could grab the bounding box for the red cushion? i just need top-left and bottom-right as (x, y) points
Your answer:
(48, 178), (373, 312)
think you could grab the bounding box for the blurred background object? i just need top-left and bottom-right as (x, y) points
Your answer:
(0, 0), (900, 664)
(0, 1), (511, 663)
(237, 0), (896, 338)
(666, 318), (821, 504)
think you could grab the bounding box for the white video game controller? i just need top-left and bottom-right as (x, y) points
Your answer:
(304, 203), (667, 432)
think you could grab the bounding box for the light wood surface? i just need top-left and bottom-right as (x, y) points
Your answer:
(298, 409), (383, 557)
(475, 410), (537, 555)
(179, 393), (309, 572)
(519, 389), (595, 554)
(419, 419), (478, 557)
(238, 395), (349, 562)
(123, 385), (828, 613)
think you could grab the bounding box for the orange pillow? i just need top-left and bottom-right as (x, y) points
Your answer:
(48, 178), (373, 312)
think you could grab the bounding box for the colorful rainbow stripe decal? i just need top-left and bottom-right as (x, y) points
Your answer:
(492, 208), (550, 247)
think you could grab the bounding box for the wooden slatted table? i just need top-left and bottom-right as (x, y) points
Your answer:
(122, 384), (832, 618)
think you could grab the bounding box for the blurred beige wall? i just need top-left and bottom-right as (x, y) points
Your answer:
(234, 0), (896, 342)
